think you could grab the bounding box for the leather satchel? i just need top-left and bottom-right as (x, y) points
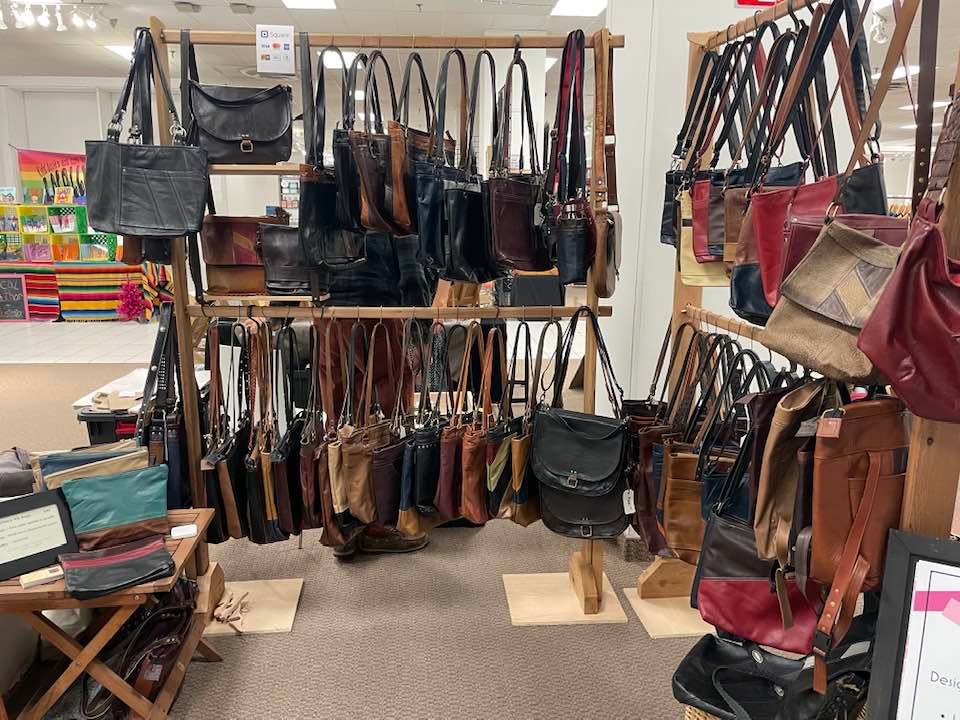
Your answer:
(811, 397), (908, 694)
(200, 213), (286, 295)
(181, 30), (292, 164)
(257, 224), (321, 297)
(86, 28), (207, 241)
(531, 307), (628, 539)
(763, 220), (903, 383)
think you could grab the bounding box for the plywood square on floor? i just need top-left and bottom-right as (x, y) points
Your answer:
(501, 572), (628, 626)
(204, 578), (304, 637)
(622, 587), (712, 639)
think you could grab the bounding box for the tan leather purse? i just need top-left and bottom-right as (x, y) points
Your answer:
(679, 190), (729, 287)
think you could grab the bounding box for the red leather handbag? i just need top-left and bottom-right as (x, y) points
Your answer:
(859, 202), (960, 421)
(692, 176), (722, 263)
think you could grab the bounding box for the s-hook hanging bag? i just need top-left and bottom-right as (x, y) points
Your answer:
(86, 28), (208, 244)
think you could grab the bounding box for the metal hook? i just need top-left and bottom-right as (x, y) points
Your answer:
(513, 33), (521, 59)
(726, 24), (735, 45)
(753, 10), (762, 33)
(380, 305), (384, 322)
(410, 33), (415, 49)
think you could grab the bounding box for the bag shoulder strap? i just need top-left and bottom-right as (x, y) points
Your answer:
(432, 49), (469, 168)
(468, 50), (497, 176)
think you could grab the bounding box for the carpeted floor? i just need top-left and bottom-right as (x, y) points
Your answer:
(3, 362), (699, 719)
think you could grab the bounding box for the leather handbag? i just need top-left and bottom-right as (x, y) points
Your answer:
(0, 447), (32, 497)
(253, 319), (290, 543)
(590, 28), (618, 298)
(413, 322), (453, 517)
(200, 213), (286, 295)
(679, 190), (728, 287)
(270, 324), (306, 535)
(61, 464), (170, 551)
(508, 319), (544, 527)
(545, 30), (595, 285)
(763, 220), (904, 383)
(753, 380), (830, 567)
(672, 622), (873, 720)
(180, 29), (292, 164)
(811, 397), (908, 693)
(316, 320), (353, 547)
(488, 52), (551, 272)
(859, 90), (960, 421)
(436, 323), (477, 520)
(301, 45), (366, 271)
(298, 324), (324, 530)
(257, 224), (321, 297)
(332, 53), (373, 243)
(531, 307), (629, 539)
(60, 535), (175, 601)
(86, 28), (208, 243)
(482, 328), (521, 519)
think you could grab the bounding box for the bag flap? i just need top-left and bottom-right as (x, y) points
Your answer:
(780, 221), (901, 329)
(190, 83), (292, 143)
(540, 483), (626, 527)
(531, 407), (624, 494)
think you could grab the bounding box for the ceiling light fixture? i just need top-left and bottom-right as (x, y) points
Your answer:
(105, 44), (133, 60)
(550, 0), (607, 17)
(22, 3), (36, 27)
(229, 2), (256, 13)
(37, 4), (50, 27)
(0, 7), (7, 30)
(283, 0), (337, 8)
(321, 49), (356, 69)
(71, 6), (84, 28)
(85, 13), (96, 29)
(899, 100), (950, 111)
(54, 7), (65, 30)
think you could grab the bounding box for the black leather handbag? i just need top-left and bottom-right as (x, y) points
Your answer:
(86, 27), (208, 241)
(257, 224), (322, 297)
(60, 536), (174, 601)
(300, 43), (366, 271)
(180, 30), (292, 165)
(545, 30), (594, 285)
(530, 307), (629, 538)
(332, 53), (373, 252)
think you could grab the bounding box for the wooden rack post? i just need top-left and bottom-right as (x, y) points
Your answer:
(149, 19), (622, 616)
(643, 0), (960, 611)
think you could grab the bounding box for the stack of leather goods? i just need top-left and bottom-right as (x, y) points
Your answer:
(83, 28), (619, 307)
(656, 2), (960, 715)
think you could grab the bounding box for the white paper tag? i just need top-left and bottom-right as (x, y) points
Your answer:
(256, 25), (295, 76)
(622, 489), (636, 515)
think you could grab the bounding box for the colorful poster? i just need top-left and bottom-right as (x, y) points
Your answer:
(17, 149), (86, 206)
(897, 559), (960, 718)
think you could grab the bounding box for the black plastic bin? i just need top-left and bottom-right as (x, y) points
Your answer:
(77, 409), (139, 445)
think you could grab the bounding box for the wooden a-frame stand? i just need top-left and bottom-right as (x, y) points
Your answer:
(150, 18), (626, 622)
(638, 0), (960, 638)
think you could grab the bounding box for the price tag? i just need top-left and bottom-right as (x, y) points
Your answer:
(817, 409), (845, 439)
(622, 489), (636, 515)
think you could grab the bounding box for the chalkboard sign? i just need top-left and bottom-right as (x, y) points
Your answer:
(0, 274), (28, 321)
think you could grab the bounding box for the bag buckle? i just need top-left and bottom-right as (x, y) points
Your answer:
(240, 137), (254, 153)
(579, 525), (593, 538)
(564, 471), (579, 489)
(813, 630), (833, 658)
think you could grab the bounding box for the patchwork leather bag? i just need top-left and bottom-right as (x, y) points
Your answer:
(531, 307), (628, 539)
(436, 323), (478, 521)
(200, 213), (287, 295)
(508, 319), (545, 527)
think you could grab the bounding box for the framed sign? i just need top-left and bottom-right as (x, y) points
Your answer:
(0, 274), (28, 321)
(0, 490), (78, 582)
(868, 530), (960, 719)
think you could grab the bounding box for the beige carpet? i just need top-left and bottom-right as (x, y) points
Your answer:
(2, 362), (699, 720)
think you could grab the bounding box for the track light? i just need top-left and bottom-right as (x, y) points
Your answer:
(22, 4), (36, 27)
(71, 6), (84, 28)
(55, 7), (65, 30)
(0, 7), (7, 30)
(37, 5), (50, 27)
(85, 13), (96, 29)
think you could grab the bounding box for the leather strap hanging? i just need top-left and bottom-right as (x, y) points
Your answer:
(912, 0), (941, 211)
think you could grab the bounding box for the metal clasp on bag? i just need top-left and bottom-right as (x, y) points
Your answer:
(240, 136), (254, 153)
(564, 470), (579, 489)
(579, 525), (593, 538)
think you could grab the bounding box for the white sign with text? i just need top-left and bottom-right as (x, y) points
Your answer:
(256, 24), (295, 76)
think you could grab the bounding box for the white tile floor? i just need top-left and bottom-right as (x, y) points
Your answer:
(0, 320), (158, 364)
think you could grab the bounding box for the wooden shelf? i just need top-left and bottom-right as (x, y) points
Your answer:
(209, 163), (300, 176)
(160, 29), (625, 49)
(187, 304), (612, 321)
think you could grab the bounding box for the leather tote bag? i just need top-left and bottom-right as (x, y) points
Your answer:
(332, 54), (373, 246)
(298, 324), (324, 530)
(679, 190), (728, 287)
(508, 319), (544, 527)
(257, 224), (319, 297)
(859, 91), (960, 421)
(180, 30), (292, 164)
(810, 397), (908, 694)
(436, 323), (478, 520)
(763, 219), (904, 383)
(61, 464), (170, 551)
(531, 307), (629, 539)
(482, 328), (521, 519)
(200, 213), (286, 295)
(488, 52), (551, 272)
(86, 28), (207, 241)
(60, 536), (175, 601)
(544, 30), (595, 285)
(300, 44), (366, 272)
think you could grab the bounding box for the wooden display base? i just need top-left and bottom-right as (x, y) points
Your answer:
(204, 578), (304, 637)
(622, 588), (711, 639)
(502, 572), (627, 626)
(637, 557), (696, 599)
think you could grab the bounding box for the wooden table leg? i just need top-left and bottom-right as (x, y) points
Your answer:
(15, 607), (152, 720)
(146, 616), (207, 720)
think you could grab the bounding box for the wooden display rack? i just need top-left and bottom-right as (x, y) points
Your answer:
(638, 0), (960, 665)
(147, 17), (626, 629)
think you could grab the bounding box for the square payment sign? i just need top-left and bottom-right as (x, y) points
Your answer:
(256, 24), (295, 76)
